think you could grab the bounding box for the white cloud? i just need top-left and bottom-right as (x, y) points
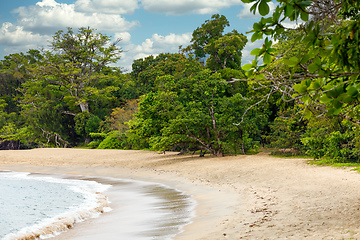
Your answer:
(74, 0), (139, 15)
(118, 32), (192, 71)
(282, 18), (303, 29)
(13, 0), (139, 35)
(0, 22), (52, 57)
(237, 2), (276, 19)
(0, 22), (50, 47)
(114, 32), (132, 45)
(140, 0), (242, 15)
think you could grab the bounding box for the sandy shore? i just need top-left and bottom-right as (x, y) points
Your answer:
(1, 148), (360, 239)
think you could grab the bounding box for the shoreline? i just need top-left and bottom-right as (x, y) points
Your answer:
(1, 148), (360, 239)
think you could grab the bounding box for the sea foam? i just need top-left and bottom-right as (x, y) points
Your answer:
(0, 171), (111, 240)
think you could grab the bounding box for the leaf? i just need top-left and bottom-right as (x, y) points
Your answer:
(284, 56), (299, 67)
(298, 1), (312, 7)
(309, 80), (321, 90)
(347, 86), (358, 98)
(284, 4), (294, 17)
(251, 31), (263, 42)
(333, 100), (343, 109)
(327, 86), (344, 98)
(341, 95), (353, 103)
(300, 54), (310, 64)
(300, 11), (309, 21)
(308, 63), (319, 73)
(250, 48), (261, 56)
(258, 0), (270, 16)
(255, 73), (265, 80)
(253, 22), (262, 31)
(333, 108), (342, 115)
(319, 95), (332, 103)
(314, 57), (321, 65)
(242, 64), (253, 71)
(263, 52), (272, 64)
(250, 2), (259, 14)
(293, 83), (307, 94)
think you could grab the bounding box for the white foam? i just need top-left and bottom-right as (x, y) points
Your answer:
(1, 172), (112, 240)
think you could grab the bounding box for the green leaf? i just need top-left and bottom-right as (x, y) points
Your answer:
(251, 31), (263, 42)
(327, 86), (344, 98)
(255, 73), (265, 80)
(300, 11), (309, 21)
(242, 64), (253, 71)
(263, 52), (272, 64)
(250, 2), (259, 14)
(250, 48), (261, 56)
(298, 1), (312, 7)
(341, 95), (353, 103)
(314, 57), (321, 65)
(333, 108), (342, 115)
(347, 86), (358, 98)
(284, 4), (294, 17)
(319, 95), (332, 103)
(333, 100), (343, 109)
(258, 0), (270, 16)
(308, 63), (319, 73)
(293, 83), (307, 94)
(309, 80), (321, 90)
(300, 54), (310, 64)
(284, 56), (299, 67)
(253, 22), (262, 31)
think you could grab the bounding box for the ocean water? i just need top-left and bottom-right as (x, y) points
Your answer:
(0, 170), (196, 240)
(0, 171), (111, 240)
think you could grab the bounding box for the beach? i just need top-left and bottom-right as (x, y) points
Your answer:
(1, 148), (360, 239)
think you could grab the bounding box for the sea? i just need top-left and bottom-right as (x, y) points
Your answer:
(0, 170), (196, 240)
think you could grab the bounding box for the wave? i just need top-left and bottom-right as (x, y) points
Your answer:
(1, 172), (112, 240)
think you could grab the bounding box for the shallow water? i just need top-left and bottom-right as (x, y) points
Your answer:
(0, 171), (195, 240)
(0, 171), (111, 240)
(55, 176), (196, 240)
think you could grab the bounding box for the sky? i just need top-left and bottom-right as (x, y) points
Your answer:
(0, 0), (273, 72)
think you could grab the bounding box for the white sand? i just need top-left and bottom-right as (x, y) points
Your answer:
(1, 148), (360, 239)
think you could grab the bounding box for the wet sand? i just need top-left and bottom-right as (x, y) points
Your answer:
(1, 148), (360, 239)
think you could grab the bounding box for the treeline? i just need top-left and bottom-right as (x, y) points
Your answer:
(1, 0), (360, 164)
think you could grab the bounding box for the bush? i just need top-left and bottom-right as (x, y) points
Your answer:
(97, 131), (122, 149)
(301, 118), (360, 163)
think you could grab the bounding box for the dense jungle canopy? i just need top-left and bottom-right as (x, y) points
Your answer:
(1, 0), (360, 163)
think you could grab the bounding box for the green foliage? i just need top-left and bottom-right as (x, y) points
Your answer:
(28, 27), (122, 114)
(14, 27), (127, 146)
(129, 55), (267, 156)
(267, 108), (307, 155)
(97, 131), (123, 149)
(131, 53), (188, 95)
(75, 112), (101, 141)
(189, 14), (230, 59)
(188, 14), (247, 71)
(241, 0), (360, 120)
(301, 118), (360, 162)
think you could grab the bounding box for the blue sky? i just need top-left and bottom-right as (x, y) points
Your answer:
(0, 0), (273, 71)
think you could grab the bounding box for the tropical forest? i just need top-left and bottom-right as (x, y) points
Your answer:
(1, 0), (359, 167)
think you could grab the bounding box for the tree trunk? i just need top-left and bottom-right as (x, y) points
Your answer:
(79, 102), (89, 112)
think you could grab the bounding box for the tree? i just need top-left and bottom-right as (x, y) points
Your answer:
(187, 15), (248, 71)
(236, 0), (360, 123)
(129, 56), (266, 156)
(18, 27), (124, 145)
(189, 14), (230, 59)
(30, 27), (122, 113)
(131, 53), (187, 95)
